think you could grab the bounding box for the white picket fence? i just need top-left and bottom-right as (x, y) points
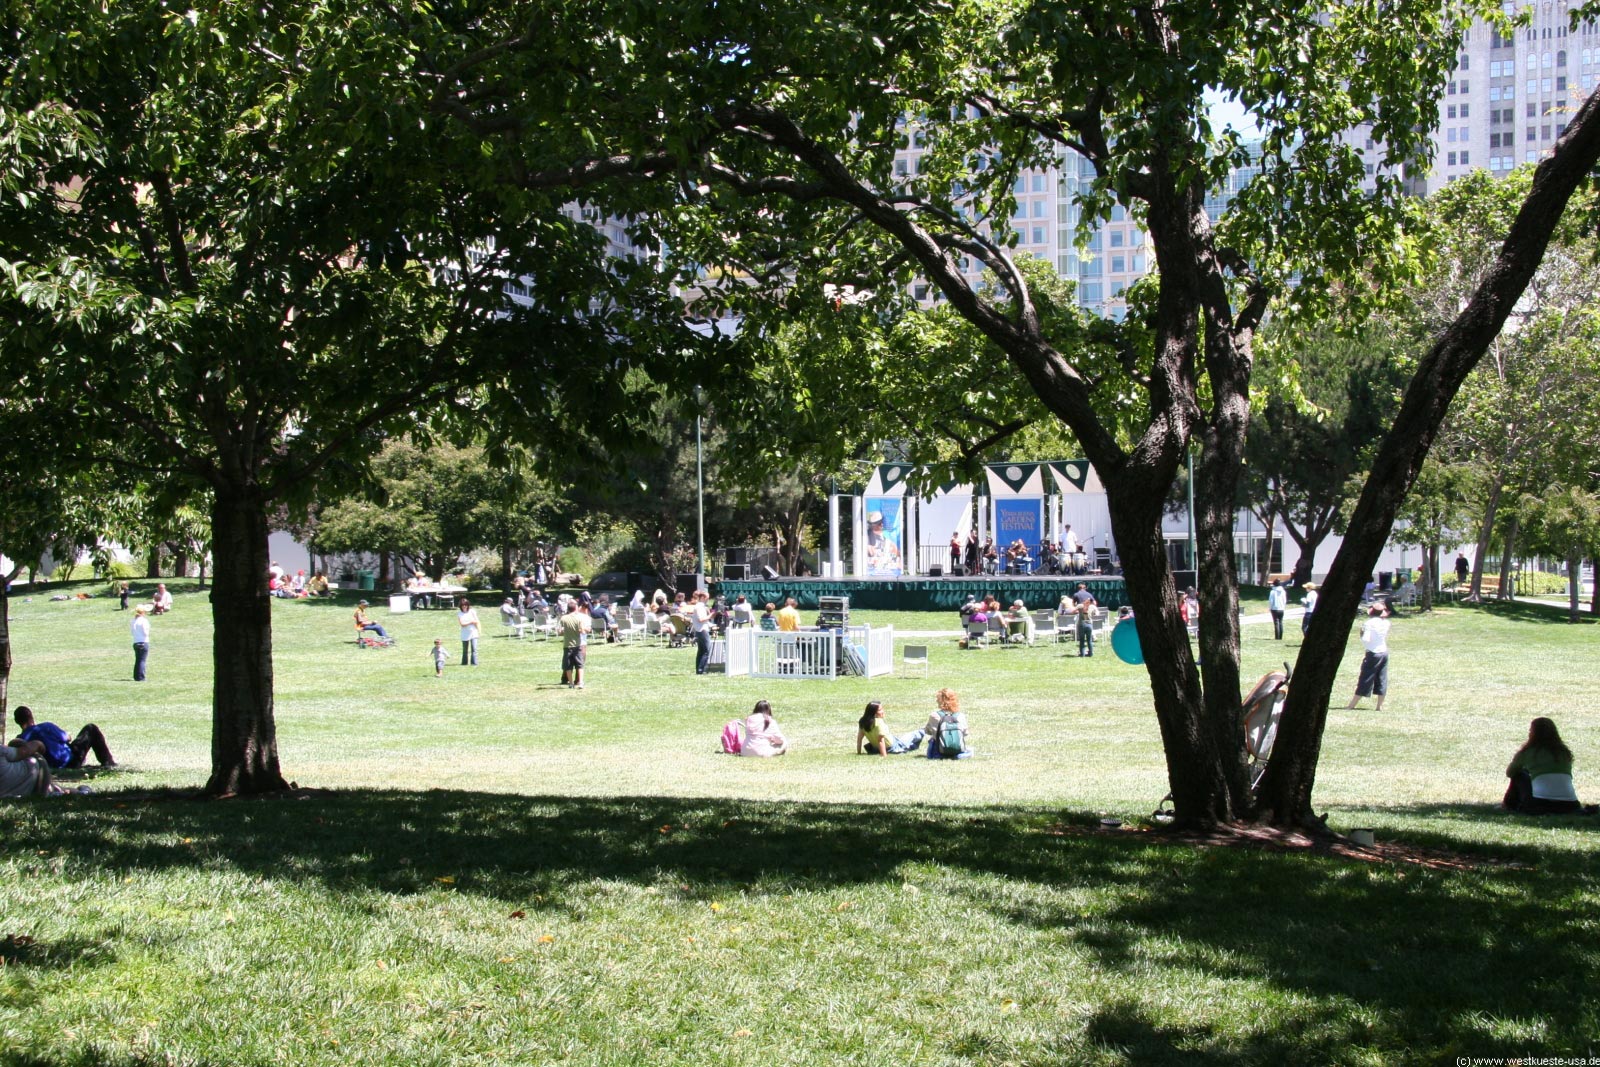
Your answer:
(725, 625), (895, 680)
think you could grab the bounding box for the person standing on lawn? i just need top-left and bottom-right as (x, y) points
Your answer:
(559, 600), (592, 689)
(1346, 603), (1391, 711)
(689, 590), (714, 674)
(1267, 580), (1288, 640)
(130, 606), (152, 681)
(1300, 582), (1318, 637)
(457, 597), (481, 666)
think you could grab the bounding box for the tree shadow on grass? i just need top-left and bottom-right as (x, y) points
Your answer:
(1455, 597), (1597, 625)
(6, 790), (1599, 1056)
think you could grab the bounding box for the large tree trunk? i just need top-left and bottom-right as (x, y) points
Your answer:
(1255, 91), (1600, 826)
(1498, 516), (1520, 600)
(205, 484), (288, 795)
(0, 570), (13, 746)
(1567, 549), (1582, 622)
(1469, 470), (1504, 600)
(1108, 481), (1240, 823)
(146, 545), (161, 579)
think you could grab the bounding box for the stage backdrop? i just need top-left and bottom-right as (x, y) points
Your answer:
(864, 495), (904, 577)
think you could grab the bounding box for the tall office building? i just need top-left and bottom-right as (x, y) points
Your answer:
(894, 2), (1598, 319)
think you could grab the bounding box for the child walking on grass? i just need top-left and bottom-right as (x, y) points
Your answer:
(432, 638), (447, 677)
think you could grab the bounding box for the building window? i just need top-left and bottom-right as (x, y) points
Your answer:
(1110, 230), (1125, 248)
(1447, 104), (1457, 118)
(1031, 173), (1047, 193)
(1031, 226), (1046, 245)
(1131, 254), (1145, 273)
(1111, 255), (1126, 273)
(1460, 150), (1469, 165)
(1447, 151), (1458, 166)
(1461, 103), (1470, 118)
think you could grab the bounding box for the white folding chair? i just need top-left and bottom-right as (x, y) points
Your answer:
(901, 643), (929, 676)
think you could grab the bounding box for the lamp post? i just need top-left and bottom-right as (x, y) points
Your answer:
(694, 385), (705, 585)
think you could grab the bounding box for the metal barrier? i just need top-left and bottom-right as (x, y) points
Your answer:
(721, 625), (896, 679)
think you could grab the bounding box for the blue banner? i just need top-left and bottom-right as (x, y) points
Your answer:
(864, 497), (903, 577)
(994, 498), (1043, 573)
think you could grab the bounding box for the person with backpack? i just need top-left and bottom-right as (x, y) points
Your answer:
(924, 688), (971, 759)
(739, 699), (788, 757)
(856, 700), (925, 755)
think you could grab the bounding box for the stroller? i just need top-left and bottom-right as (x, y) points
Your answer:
(1152, 663), (1290, 822)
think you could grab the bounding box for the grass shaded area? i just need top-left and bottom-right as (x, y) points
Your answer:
(2, 580), (1598, 1062)
(3, 790), (1598, 1066)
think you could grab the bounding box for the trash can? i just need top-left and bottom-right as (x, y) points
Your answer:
(1378, 571), (1392, 591)
(358, 570), (376, 591)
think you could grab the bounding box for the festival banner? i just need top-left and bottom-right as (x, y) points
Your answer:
(994, 498), (1043, 572)
(864, 496), (904, 577)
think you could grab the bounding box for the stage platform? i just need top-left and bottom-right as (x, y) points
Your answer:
(716, 574), (1127, 613)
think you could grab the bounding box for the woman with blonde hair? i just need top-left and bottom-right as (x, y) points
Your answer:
(924, 688), (971, 759)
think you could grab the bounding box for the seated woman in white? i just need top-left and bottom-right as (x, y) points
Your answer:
(740, 700), (788, 757)
(1504, 716), (1590, 815)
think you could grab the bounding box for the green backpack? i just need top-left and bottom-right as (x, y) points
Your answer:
(937, 713), (965, 757)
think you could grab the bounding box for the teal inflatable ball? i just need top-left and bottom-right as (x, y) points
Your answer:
(1111, 618), (1143, 665)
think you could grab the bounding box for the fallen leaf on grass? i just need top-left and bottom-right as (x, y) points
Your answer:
(709, 902), (723, 912)
(538, 935), (555, 944)
(436, 876), (455, 885)
(835, 902), (854, 912)
(733, 1029), (752, 1038)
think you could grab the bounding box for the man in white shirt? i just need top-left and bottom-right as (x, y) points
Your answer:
(1346, 604), (1391, 711)
(690, 590), (714, 674)
(1062, 525), (1082, 573)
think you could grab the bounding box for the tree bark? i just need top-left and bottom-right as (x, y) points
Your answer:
(1498, 516), (1520, 600)
(0, 571), (12, 746)
(146, 545), (161, 579)
(205, 484), (288, 795)
(1255, 87), (1600, 825)
(1567, 549), (1581, 622)
(1107, 475), (1244, 824)
(1469, 470), (1504, 600)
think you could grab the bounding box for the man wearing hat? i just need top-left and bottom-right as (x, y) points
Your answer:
(1300, 582), (1318, 636)
(353, 600), (391, 643)
(865, 509), (901, 573)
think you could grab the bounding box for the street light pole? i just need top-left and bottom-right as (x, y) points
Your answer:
(695, 386), (705, 585)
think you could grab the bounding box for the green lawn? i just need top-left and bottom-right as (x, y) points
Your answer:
(2, 581), (1597, 1065)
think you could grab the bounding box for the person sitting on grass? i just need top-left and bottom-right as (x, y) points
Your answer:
(1, 738), (54, 797)
(856, 700), (924, 755)
(1504, 717), (1596, 815)
(740, 700), (788, 757)
(13, 705), (116, 770)
(924, 687), (972, 760)
(151, 583), (174, 614)
(760, 602), (778, 630)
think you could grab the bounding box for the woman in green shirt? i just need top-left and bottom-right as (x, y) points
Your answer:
(1504, 717), (1585, 814)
